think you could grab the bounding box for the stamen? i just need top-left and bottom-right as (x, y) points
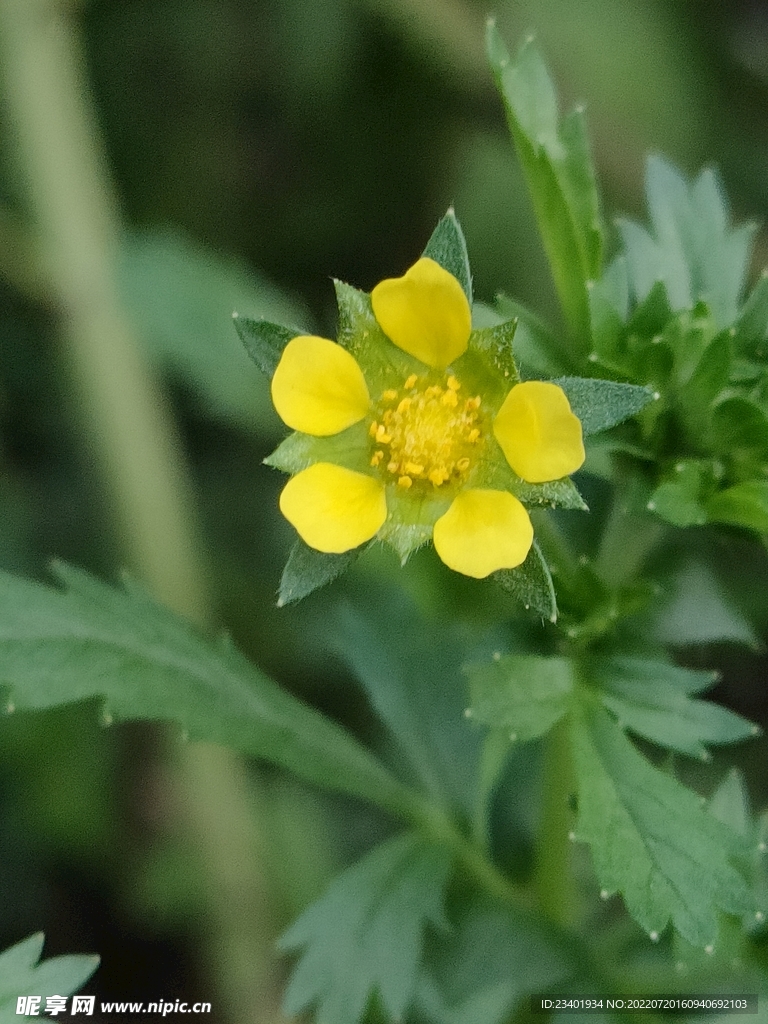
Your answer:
(369, 372), (484, 489)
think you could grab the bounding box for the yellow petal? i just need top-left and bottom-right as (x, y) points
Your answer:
(433, 488), (533, 578)
(493, 381), (585, 483)
(371, 257), (471, 368)
(271, 336), (370, 435)
(279, 463), (387, 553)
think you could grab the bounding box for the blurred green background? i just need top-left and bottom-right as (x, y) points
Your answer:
(1, 0), (768, 1019)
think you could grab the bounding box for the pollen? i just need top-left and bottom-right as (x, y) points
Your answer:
(370, 373), (485, 488)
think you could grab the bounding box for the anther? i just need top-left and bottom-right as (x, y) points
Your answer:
(398, 475), (413, 489)
(382, 389), (398, 402)
(447, 376), (460, 391)
(404, 374), (418, 389)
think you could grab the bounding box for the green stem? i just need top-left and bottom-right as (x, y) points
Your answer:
(0, 4), (287, 1020)
(534, 715), (575, 927)
(594, 473), (663, 591)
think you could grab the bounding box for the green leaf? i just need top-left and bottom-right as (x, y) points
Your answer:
(119, 229), (309, 430)
(495, 293), (571, 375)
(493, 540), (557, 622)
(652, 560), (761, 649)
(264, 421), (372, 475)
(0, 564), (419, 817)
(278, 833), (452, 1024)
(417, 898), (573, 1024)
(0, 934), (99, 1023)
(278, 541), (362, 607)
(678, 333), (731, 438)
(588, 257), (629, 364)
(232, 314), (297, 378)
(619, 158), (756, 327)
(487, 25), (603, 344)
(710, 398), (768, 459)
(708, 480), (768, 534)
(423, 209), (472, 304)
(736, 272), (768, 346)
(333, 599), (481, 818)
(648, 461), (711, 528)
(572, 700), (753, 945)
(553, 377), (655, 436)
(467, 654), (573, 743)
(589, 656), (758, 760)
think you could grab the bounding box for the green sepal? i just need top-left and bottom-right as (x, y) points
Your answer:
(264, 421), (372, 475)
(466, 654), (573, 743)
(572, 699), (754, 946)
(493, 540), (557, 621)
(333, 280), (417, 393)
(378, 485), (451, 564)
(707, 480), (768, 534)
(278, 540), (363, 607)
(467, 319), (519, 387)
(553, 376), (655, 435)
(487, 25), (603, 345)
(232, 314), (297, 377)
(0, 934), (99, 1016)
(423, 209), (472, 304)
(589, 656), (758, 760)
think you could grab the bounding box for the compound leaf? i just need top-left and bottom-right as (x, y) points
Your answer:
(0, 934), (98, 1023)
(590, 657), (758, 759)
(0, 564), (418, 818)
(279, 833), (452, 1024)
(572, 701), (753, 946)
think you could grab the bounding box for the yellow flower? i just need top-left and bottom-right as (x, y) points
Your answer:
(268, 257), (585, 579)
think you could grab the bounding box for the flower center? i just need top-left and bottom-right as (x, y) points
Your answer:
(368, 373), (484, 489)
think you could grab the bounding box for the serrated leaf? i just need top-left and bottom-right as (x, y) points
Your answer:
(0, 934), (98, 1023)
(417, 898), (573, 1024)
(572, 700), (753, 945)
(333, 598), (480, 818)
(232, 314), (297, 378)
(553, 377), (655, 436)
(492, 541), (557, 621)
(619, 158), (756, 327)
(0, 564), (419, 817)
(709, 769), (751, 837)
(278, 833), (452, 1024)
(487, 25), (603, 345)
(119, 229), (309, 430)
(422, 209), (472, 304)
(708, 480), (768, 534)
(264, 421), (371, 475)
(278, 541), (362, 606)
(589, 656), (758, 759)
(467, 654), (573, 743)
